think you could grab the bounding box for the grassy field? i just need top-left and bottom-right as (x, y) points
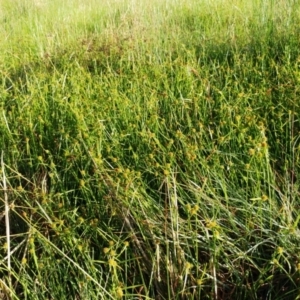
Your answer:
(0, 0), (300, 299)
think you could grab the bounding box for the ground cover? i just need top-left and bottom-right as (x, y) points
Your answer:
(0, 0), (300, 299)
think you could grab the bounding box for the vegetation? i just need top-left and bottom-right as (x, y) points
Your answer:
(0, 0), (300, 299)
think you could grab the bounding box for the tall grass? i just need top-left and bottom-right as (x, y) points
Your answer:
(0, 0), (300, 299)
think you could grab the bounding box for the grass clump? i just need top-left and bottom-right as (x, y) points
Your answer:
(0, 0), (300, 299)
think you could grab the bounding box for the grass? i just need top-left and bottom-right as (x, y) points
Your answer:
(0, 0), (300, 299)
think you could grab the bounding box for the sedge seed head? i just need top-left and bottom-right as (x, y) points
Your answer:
(249, 148), (255, 156)
(277, 247), (284, 255)
(17, 185), (24, 192)
(79, 180), (85, 187)
(103, 247), (110, 254)
(261, 141), (268, 148)
(163, 169), (170, 176)
(108, 259), (117, 267)
(235, 115), (241, 122)
(186, 204), (191, 213)
(185, 262), (193, 272)
(214, 230), (221, 239)
(196, 278), (204, 286)
(77, 217), (84, 224)
(206, 220), (218, 229)
(190, 208), (197, 216)
(116, 287), (123, 298)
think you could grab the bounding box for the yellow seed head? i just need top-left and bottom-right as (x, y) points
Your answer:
(185, 262), (193, 272)
(277, 247), (284, 255)
(249, 148), (255, 156)
(163, 169), (170, 176)
(196, 278), (203, 286)
(17, 185), (24, 192)
(186, 204), (191, 213)
(214, 230), (221, 239)
(77, 217), (84, 224)
(206, 220), (218, 229)
(190, 208), (198, 216)
(235, 115), (241, 122)
(79, 180), (85, 187)
(116, 287), (123, 298)
(261, 141), (268, 148)
(21, 257), (27, 265)
(108, 259), (117, 268)
(103, 247), (110, 254)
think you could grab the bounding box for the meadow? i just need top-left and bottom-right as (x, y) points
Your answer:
(0, 0), (300, 299)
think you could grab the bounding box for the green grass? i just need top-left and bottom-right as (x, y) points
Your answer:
(0, 0), (300, 299)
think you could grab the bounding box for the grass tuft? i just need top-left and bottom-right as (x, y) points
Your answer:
(0, 0), (300, 299)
